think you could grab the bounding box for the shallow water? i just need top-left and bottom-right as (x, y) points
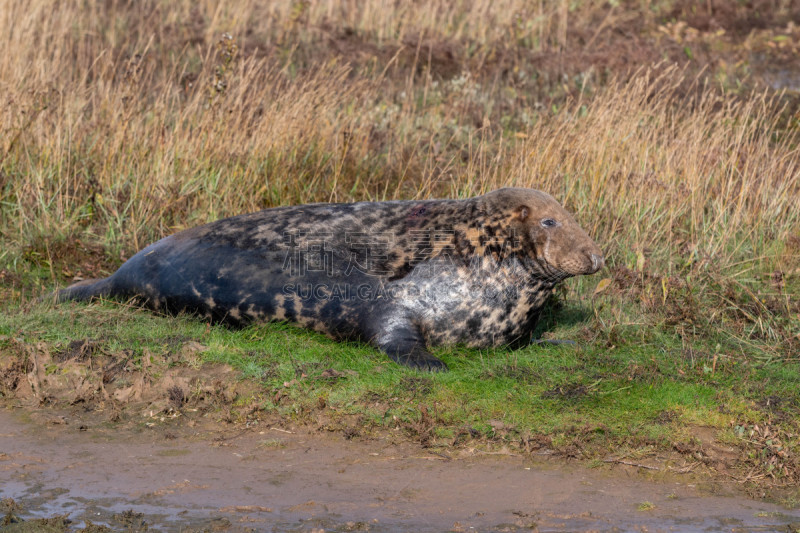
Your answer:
(2, 408), (799, 532)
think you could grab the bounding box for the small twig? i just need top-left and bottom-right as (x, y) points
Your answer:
(669, 461), (701, 474)
(472, 450), (520, 457)
(411, 454), (451, 461)
(599, 385), (632, 396)
(603, 458), (660, 470)
(426, 451), (453, 461)
(212, 429), (250, 442)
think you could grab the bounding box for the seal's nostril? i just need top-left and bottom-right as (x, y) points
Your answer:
(591, 254), (604, 271)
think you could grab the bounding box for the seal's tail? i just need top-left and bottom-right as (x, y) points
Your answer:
(49, 278), (114, 304)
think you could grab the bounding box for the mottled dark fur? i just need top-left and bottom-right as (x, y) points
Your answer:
(56, 188), (604, 370)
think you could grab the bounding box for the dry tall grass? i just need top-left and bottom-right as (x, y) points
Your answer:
(517, 69), (800, 270)
(2, 0), (799, 350)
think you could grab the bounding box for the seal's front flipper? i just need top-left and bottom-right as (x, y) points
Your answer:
(387, 344), (447, 372)
(369, 317), (447, 371)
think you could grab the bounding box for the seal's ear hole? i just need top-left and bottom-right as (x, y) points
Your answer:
(516, 206), (529, 222)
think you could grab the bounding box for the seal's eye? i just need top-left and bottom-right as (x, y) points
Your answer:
(540, 218), (557, 228)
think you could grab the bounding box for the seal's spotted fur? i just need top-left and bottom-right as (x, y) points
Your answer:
(57, 188), (604, 370)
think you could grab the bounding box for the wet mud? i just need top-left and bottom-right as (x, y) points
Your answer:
(2, 408), (800, 533)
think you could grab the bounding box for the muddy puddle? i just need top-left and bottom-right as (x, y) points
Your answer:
(2, 408), (800, 532)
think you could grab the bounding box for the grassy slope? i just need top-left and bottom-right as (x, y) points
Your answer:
(1, 0), (799, 499)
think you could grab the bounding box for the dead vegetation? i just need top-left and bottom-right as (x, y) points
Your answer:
(1, 1), (798, 269)
(0, 336), (264, 428)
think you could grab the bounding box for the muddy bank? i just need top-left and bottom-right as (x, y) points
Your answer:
(2, 408), (800, 533)
(2, 336), (800, 531)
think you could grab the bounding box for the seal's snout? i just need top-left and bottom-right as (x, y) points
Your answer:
(564, 243), (604, 276)
(590, 253), (605, 273)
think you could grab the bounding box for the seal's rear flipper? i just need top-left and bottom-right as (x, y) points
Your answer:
(53, 278), (114, 303)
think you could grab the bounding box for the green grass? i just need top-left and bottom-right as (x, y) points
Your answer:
(3, 288), (796, 468)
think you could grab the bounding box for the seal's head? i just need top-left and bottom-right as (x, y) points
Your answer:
(483, 188), (605, 280)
